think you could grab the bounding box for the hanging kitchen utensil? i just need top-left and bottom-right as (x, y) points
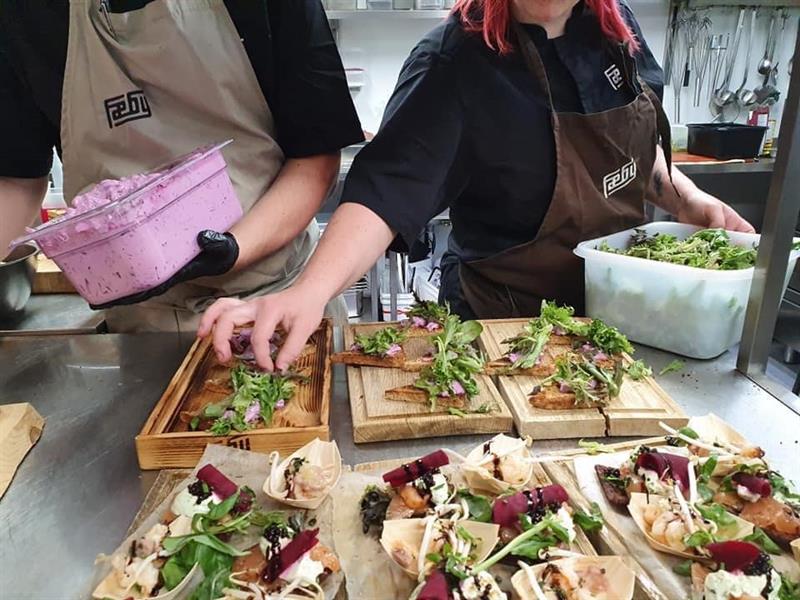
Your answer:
(691, 15), (712, 107)
(711, 8), (746, 119)
(708, 34), (728, 101)
(663, 2), (681, 83)
(757, 10), (777, 76)
(670, 14), (688, 122)
(736, 9), (758, 110)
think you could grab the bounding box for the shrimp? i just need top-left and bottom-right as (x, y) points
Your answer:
(643, 503), (662, 526)
(499, 456), (530, 485)
(649, 511), (676, 544)
(665, 519), (688, 550)
(398, 484), (429, 511)
(310, 544), (340, 573)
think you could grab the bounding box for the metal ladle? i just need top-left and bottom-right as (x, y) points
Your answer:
(757, 12), (777, 76)
(711, 8), (745, 113)
(736, 9), (758, 109)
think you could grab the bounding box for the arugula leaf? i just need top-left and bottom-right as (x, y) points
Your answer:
(456, 526), (477, 544)
(457, 489), (492, 522)
(447, 407), (467, 418)
(768, 471), (800, 505)
(502, 318), (553, 370)
(625, 359), (652, 380)
(542, 354), (615, 406)
(160, 538), (235, 596)
(697, 483), (714, 503)
(683, 530), (714, 548)
(679, 426), (699, 439)
(700, 456), (718, 480)
(695, 503), (735, 527)
(406, 301), (450, 325)
(426, 552), (442, 564)
(659, 359), (685, 375)
(161, 555), (190, 590)
(539, 301), (588, 336)
(585, 319), (634, 355)
(206, 491), (239, 521)
(743, 528), (782, 555)
(578, 439), (614, 455)
(573, 502), (604, 532)
(599, 228), (758, 271)
(672, 560), (693, 577)
(189, 416), (200, 431)
(509, 535), (558, 560)
(353, 327), (406, 356)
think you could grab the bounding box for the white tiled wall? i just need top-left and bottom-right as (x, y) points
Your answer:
(334, 2), (799, 133)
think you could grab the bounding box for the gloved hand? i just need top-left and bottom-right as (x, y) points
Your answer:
(90, 230), (239, 309)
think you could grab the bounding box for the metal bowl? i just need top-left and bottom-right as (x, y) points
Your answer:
(0, 244), (37, 317)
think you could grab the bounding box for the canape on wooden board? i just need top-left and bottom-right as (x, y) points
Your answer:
(385, 385), (469, 409)
(331, 326), (408, 368)
(511, 555), (636, 600)
(528, 352), (623, 411)
(400, 301), (450, 337)
(380, 517), (499, 579)
(264, 438), (342, 510)
(461, 434), (533, 495)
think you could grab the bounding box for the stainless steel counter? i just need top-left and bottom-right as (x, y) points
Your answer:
(1, 333), (798, 598)
(0, 293), (105, 336)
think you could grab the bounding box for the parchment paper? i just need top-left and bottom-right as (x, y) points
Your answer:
(86, 444), (343, 599)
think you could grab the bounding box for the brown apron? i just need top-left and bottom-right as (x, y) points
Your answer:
(460, 25), (673, 318)
(61, 0), (325, 332)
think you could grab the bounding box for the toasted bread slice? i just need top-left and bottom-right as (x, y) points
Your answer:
(401, 358), (435, 372)
(385, 385), (467, 409)
(484, 356), (553, 377)
(331, 350), (406, 368)
(401, 324), (442, 338)
(529, 386), (604, 410)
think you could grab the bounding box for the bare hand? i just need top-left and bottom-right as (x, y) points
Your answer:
(677, 189), (755, 233)
(197, 286), (325, 372)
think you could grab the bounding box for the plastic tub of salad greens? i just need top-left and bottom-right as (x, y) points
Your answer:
(574, 222), (800, 359)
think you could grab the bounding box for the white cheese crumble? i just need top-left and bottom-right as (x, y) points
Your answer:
(429, 473), (450, 505)
(736, 484), (762, 503)
(170, 487), (220, 518)
(556, 506), (577, 543)
(280, 551), (324, 584)
(459, 571), (507, 600)
(704, 569), (780, 600)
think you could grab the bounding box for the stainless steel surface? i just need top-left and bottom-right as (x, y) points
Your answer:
(389, 250), (399, 321)
(1, 333), (800, 597)
(0, 244), (36, 318)
(711, 9), (745, 116)
(758, 11), (778, 75)
(0, 333), (193, 599)
(0, 293), (105, 336)
(735, 9), (758, 109)
(675, 158), (775, 174)
(738, 26), (800, 380)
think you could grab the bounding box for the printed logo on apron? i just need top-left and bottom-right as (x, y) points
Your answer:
(603, 64), (623, 90)
(602, 157), (637, 198)
(104, 90), (152, 128)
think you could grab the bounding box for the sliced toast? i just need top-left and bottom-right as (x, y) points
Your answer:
(529, 386), (604, 410)
(385, 385), (467, 409)
(484, 356), (553, 377)
(331, 350), (406, 368)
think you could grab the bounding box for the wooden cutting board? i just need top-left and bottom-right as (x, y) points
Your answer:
(478, 319), (687, 439)
(344, 323), (513, 443)
(0, 403), (44, 498)
(32, 256), (76, 294)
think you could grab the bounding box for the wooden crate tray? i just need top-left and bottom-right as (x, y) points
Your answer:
(478, 319), (687, 439)
(344, 323), (513, 443)
(135, 320), (333, 469)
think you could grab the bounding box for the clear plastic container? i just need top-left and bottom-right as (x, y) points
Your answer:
(574, 222), (800, 359)
(11, 141), (242, 305)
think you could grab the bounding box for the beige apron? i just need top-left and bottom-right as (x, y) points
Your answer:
(61, 0), (321, 332)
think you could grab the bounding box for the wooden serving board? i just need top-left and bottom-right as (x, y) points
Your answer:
(344, 323), (513, 443)
(32, 256), (76, 294)
(478, 319), (687, 439)
(135, 320), (333, 470)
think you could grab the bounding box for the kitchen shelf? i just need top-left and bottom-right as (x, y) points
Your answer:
(326, 9), (450, 19)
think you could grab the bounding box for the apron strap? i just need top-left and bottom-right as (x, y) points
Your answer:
(512, 21), (556, 111)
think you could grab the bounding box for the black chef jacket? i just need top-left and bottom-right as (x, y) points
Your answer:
(0, 0), (364, 179)
(341, 1), (663, 263)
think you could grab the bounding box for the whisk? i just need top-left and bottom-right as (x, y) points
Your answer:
(691, 18), (712, 106)
(670, 17), (687, 122)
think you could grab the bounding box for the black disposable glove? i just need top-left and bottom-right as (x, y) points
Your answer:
(90, 230), (239, 309)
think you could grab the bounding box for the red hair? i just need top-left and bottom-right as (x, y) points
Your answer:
(453, 0), (640, 55)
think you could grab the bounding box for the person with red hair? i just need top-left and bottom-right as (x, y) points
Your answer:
(200, 0), (754, 371)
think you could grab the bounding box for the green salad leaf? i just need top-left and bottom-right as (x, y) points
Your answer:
(578, 439), (614, 455)
(599, 228), (758, 270)
(573, 502), (604, 532)
(406, 300), (450, 325)
(625, 360), (652, 380)
(456, 489), (492, 522)
(542, 354), (622, 406)
(585, 319), (634, 355)
(743, 527), (783, 555)
(502, 318), (554, 369)
(205, 365), (295, 435)
(539, 300), (588, 335)
(659, 359), (685, 375)
(354, 326), (406, 356)
(672, 560), (693, 577)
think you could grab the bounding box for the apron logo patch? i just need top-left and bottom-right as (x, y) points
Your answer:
(602, 158), (637, 198)
(104, 90), (151, 128)
(604, 64), (623, 91)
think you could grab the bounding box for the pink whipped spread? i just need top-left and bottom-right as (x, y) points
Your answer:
(65, 173), (161, 218)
